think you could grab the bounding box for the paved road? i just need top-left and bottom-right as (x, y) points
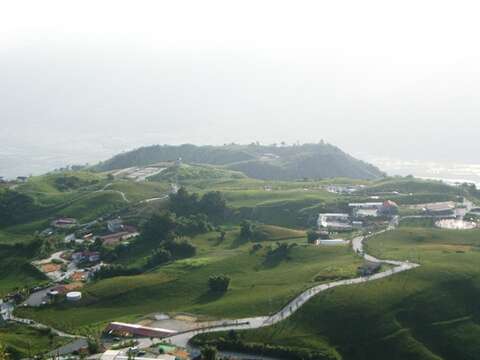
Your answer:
(160, 220), (419, 347)
(11, 315), (81, 338)
(23, 287), (56, 307)
(47, 338), (89, 356)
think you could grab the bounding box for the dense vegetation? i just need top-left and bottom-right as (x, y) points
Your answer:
(94, 143), (384, 180)
(0, 190), (38, 227)
(0, 241), (47, 296)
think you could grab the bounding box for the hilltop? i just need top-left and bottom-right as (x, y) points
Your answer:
(93, 143), (385, 181)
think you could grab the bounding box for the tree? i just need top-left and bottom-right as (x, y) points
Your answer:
(169, 187), (199, 216)
(141, 212), (177, 244)
(200, 346), (218, 360)
(240, 220), (254, 240)
(307, 230), (319, 244)
(208, 274), (231, 292)
(0, 190), (36, 226)
(145, 248), (172, 269)
(165, 237), (196, 259)
(218, 229), (226, 243)
(87, 333), (101, 354)
(0, 342), (9, 360)
(199, 191), (226, 218)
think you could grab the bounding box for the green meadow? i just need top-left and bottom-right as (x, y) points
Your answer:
(214, 227), (480, 360)
(17, 228), (361, 334)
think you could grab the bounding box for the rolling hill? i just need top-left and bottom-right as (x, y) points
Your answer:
(94, 143), (385, 181)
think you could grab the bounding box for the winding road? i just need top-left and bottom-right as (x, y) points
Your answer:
(11, 216), (419, 354)
(160, 218), (419, 347)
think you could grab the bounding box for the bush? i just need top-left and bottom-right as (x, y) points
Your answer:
(54, 175), (98, 191)
(240, 220), (255, 240)
(93, 265), (142, 280)
(200, 345), (218, 360)
(169, 187), (227, 220)
(307, 230), (319, 244)
(208, 274), (231, 292)
(144, 248), (172, 269)
(193, 337), (337, 360)
(0, 190), (37, 226)
(165, 238), (197, 259)
(177, 214), (213, 236)
(141, 212), (177, 244)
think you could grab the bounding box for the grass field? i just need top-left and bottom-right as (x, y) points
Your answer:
(107, 181), (171, 203)
(7, 171), (480, 359)
(17, 228), (362, 334)
(218, 227), (480, 360)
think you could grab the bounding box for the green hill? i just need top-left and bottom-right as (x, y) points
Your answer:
(148, 163), (247, 182)
(204, 228), (480, 360)
(17, 228), (362, 334)
(94, 143), (384, 180)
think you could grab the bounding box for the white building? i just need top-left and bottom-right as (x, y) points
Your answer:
(0, 300), (12, 321)
(101, 350), (175, 360)
(107, 218), (124, 233)
(318, 213), (352, 230)
(315, 239), (349, 246)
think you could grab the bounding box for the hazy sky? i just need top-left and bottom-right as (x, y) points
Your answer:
(1, 0), (480, 176)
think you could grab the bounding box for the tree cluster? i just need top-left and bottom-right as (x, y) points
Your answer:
(239, 220), (268, 242)
(169, 187), (227, 220)
(307, 230), (319, 244)
(53, 175), (98, 191)
(0, 190), (37, 227)
(208, 274), (231, 292)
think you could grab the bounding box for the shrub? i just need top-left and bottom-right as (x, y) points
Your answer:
(93, 265), (142, 280)
(145, 248), (172, 269)
(307, 230), (319, 244)
(165, 238), (197, 259)
(208, 274), (231, 292)
(141, 212), (177, 244)
(200, 345), (218, 360)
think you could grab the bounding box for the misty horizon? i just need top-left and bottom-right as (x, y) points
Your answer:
(2, 1), (480, 178)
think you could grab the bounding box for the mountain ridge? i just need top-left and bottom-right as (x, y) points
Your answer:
(94, 143), (385, 180)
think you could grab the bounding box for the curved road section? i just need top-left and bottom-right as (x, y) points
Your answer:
(163, 223), (420, 347)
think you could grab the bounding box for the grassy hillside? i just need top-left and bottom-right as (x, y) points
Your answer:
(0, 242), (47, 296)
(359, 177), (465, 197)
(148, 163), (246, 183)
(0, 324), (69, 359)
(17, 228), (362, 334)
(216, 228), (480, 360)
(94, 143), (384, 180)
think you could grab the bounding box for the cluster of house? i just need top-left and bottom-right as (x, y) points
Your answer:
(0, 175), (28, 185)
(102, 322), (188, 360)
(71, 251), (101, 264)
(410, 201), (458, 217)
(318, 200), (399, 232)
(52, 217), (78, 229)
(63, 218), (139, 247)
(0, 299), (13, 322)
(101, 350), (177, 360)
(324, 184), (366, 194)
